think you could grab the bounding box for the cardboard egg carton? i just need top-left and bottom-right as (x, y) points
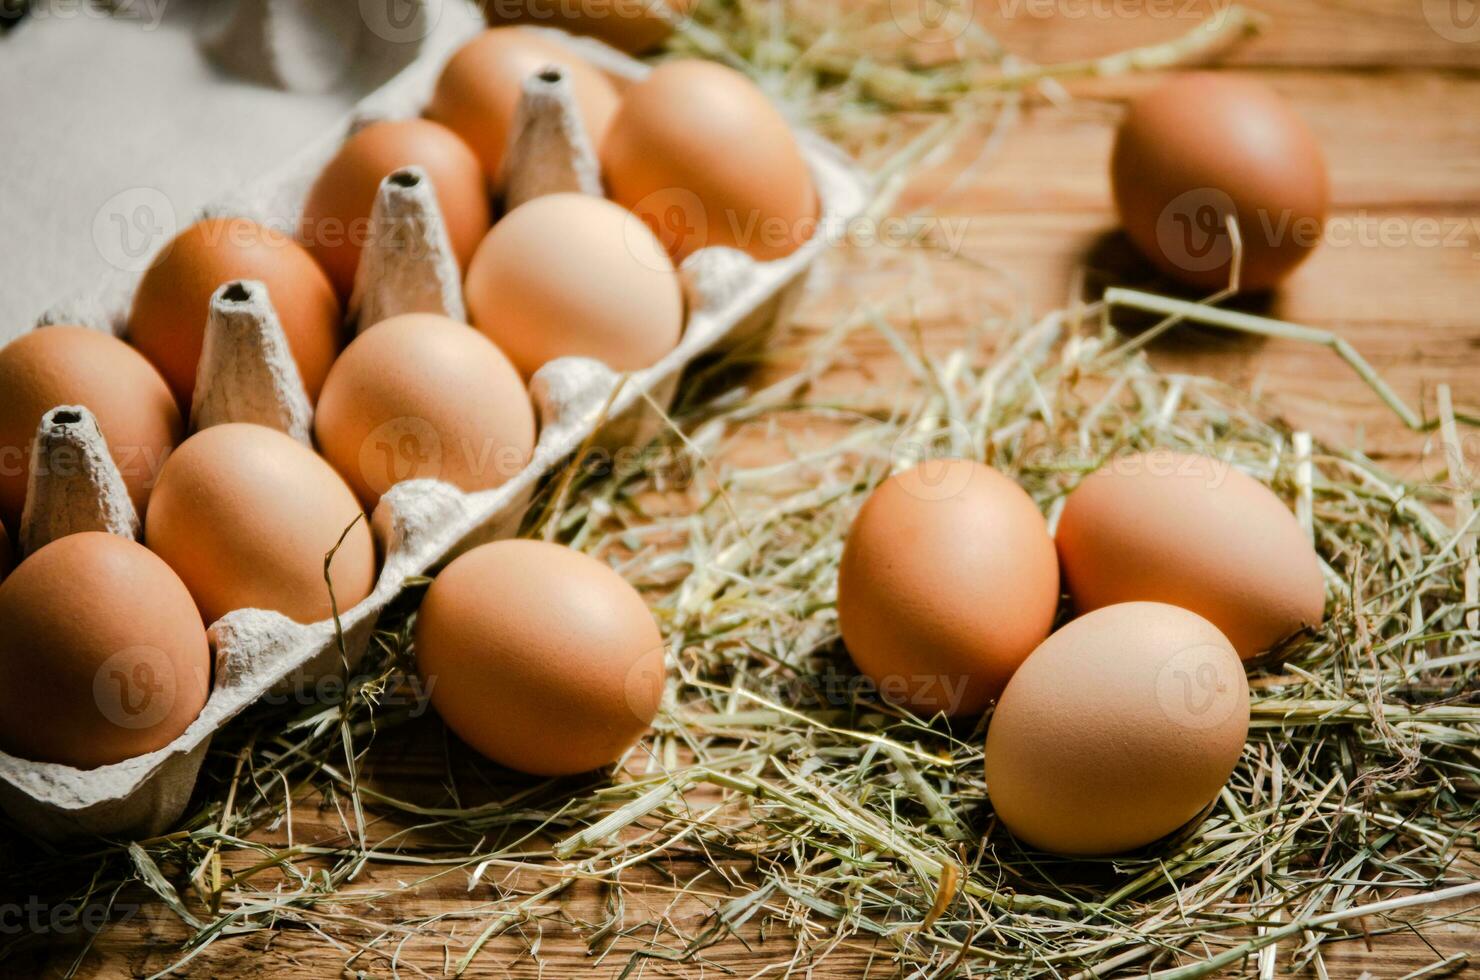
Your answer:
(0, 20), (868, 838)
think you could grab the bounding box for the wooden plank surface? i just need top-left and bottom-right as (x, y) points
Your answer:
(10, 1), (1480, 976)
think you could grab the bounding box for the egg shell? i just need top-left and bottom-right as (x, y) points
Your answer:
(1111, 73), (1328, 291)
(127, 217), (344, 410)
(1055, 449), (1324, 660)
(415, 539), (665, 776)
(145, 423), (376, 626)
(0, 325), (182, 531)
(985, 601), (1248, 856)
(836, 459), (1060, 717)
(314, 313), (537, 509)
(299, 119), (492, 300)
(425, 27), (619, 187)
(0, 532), (210, 769)
(600, 59), (818, 262)
(486, 0), (695, 54)
(464, 193), (683, 378)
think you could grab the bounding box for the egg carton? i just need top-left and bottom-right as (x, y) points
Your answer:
(0, 17), (869, 838)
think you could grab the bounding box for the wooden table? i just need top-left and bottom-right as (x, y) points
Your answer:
(15, 1), (1480, 976)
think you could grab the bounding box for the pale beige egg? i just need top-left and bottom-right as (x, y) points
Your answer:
(985, 602), (1249, 856)
(464, 193), (683, 378)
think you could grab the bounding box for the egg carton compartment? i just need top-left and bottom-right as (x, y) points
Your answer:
(0, 14), (869, 838)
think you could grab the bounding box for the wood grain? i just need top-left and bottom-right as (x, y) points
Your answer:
(10, 1), (1480, 976)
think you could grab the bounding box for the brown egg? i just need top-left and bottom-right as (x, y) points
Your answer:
(425, 27), (619, 187)
(1111, 73), (1328, 291)
(836, 459), (1060, 717)
(601, 59), (817, 262)
(300, 118), (492, 298)
(128, 216), (344, 410)
(0, 521), (11, 583)
(464, 194), (683, 378)
(0, 532), (210, 769)
(985, 602), (1249, 856)
(415, 539), (665, 775)
(1055, 450), (1325, 660)
(0, 325), (182, 531)
(486, 0), (695, 53)
(314, 313), (537, 509)
(145, 423), (376, 625)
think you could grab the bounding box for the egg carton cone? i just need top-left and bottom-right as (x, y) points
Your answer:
(500, 65), (605, 213)
(192, 280), (315, 443)
(0, 11), (869, 839)
(349, 167), (468, 331)
(18, 405), (141, 558)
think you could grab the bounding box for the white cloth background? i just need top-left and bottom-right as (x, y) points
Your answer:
(0, 0), (463, 341)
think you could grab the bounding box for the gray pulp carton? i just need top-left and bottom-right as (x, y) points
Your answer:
(0, 17), (868, 838)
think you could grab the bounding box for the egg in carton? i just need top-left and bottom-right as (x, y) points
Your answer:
(0, 25), (868, 838)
